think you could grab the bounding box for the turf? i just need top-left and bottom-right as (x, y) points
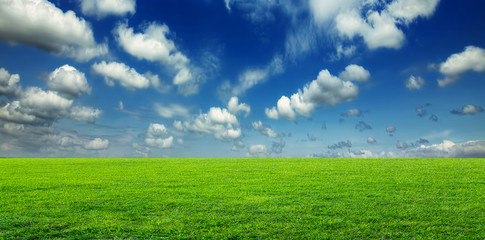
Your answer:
(0, 158), (484, 239)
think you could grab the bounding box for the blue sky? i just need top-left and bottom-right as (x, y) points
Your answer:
(1, 0), (485, 158)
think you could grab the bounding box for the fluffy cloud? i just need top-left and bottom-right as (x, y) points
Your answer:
(312, 0), (439, 50)
(155, 103), (190, 119)
(266, 65), (366, 121)
(451, 105), (484, 115)
(79, 0), (135, 18)
(438, 46), (485, 87)
(0, 68), (22, 98)
(227, 96), (250, 117)
(47, 65), (91, 99)
(393, 140), (485, 158)
(405, 75), (425, 90)
(252, 121), (278, 138)
(145, 123), (173, 149)
(92, 61), (150, 90)
(115, 22), (197, 92)
(386, 125), (397, 136)
(248, 144), (268, 156)
(0, 101), (36, 124)
(179, 107), (242, 141)
(341, 108), (365, 117)
(0, 0), (107, 61)
(265, 96), (297, 121)
(339, 64), (370, 82)
(367, 137), (376, 143)
(20, 87), (73, 120)
(84, 138), (109, 150)
(396, 141), (409, 149)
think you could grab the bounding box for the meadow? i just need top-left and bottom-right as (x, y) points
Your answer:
(0, 158), (484, 239)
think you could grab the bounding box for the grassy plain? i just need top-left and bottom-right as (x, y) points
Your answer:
(0, 158), (484, 239)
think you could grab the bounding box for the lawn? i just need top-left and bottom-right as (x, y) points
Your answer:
(0, 158), (484, 239)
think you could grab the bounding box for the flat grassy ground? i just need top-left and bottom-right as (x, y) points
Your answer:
(0, 158), (484, 239)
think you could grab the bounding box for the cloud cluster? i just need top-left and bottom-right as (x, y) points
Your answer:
(174, 98), (250, 142)
(115, 22), (198, 95)
(0, 68), (22, 98)
(0, 0), (108, 61)
(438, 46), (485, 87)
(79, 0), (136, 19)
(328, 140), (352, 150)
(145, 123), (173, 148)
(266, 65), (368, 121)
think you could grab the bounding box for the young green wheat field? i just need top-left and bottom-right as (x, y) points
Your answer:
(1, 158), (484, 239)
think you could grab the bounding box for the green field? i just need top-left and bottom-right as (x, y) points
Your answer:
(0, 158), (484, 239)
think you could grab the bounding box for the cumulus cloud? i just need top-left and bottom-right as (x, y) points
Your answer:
(0, 101), (36, 124)
(0, 68), (22, 98)
(145, 123), (173, 149)
(0, 0), (108, 61)
(438, 46), (485, 87)
(265, 96), (297, 121)
(115, 22), (198, 93)
(341, 108), (365, 117)
(252, 121), (278, 138)
(179, 107), (242, 141)
(227, 96), (250, 117)
(405, 75), (425, 90)
(79, 0), (136, 19)
(393, 140), (485, 158)
(248, 144), (268, 156)
(92, 61), (150, 90)
(367, 137), (376, 143)
(331, 0), (439, 50)
(266, 65), (367, 121)
(155, 103), (190, 119)
(20, 87), (73, 120)
(451, 104), (484, 115)
(84, 138), (109, 150)
(396, 141), (409, 149)
(339, 64), (370, 82)
(47, 65), (91, 99)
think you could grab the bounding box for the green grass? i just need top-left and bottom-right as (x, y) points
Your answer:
(0, 158), (484, 239)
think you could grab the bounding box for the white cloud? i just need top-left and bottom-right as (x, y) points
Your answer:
(84, 138), (109, 150)
(393, 140), (485, 158)
(451, 105), (484, 115)
(252, 121), (278, 138)
(20, 87), (73, 119)
(47, 65), (91, 99)
(438, 46), (485, 87)
(118, 101), (124, 111)
(0, 68), (22, 98)
(79, 0), (135, 19)
(69, 106), (102, 123)
(339, 64), (370, 82)
(227, 96), (250, 117)
(387, 0), (440, 24)
(92, 61), (150, 90)
(386, 125), (396, 135)
(155, 103), (190, 119)
(405, 75), (425, 90)
(180, 107), (242, 141)
(0, 0), (107, 61)
(145, 123), (173, 149)
(266, 66), (364, 121)
(115, 22), (199, 94)
(265, 96), (297, 121)
(224, 0), (231, 11)
(248, 144), (268, 156)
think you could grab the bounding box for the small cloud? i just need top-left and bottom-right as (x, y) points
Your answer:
(386, 126), (396, 136)
(451, 105), (484, 115)
(328, 140), (352, 150)
(416, 106), (427, 117)
(396, 141), (409, 150)
(429, 114), (438, 122)
(271, 139), (286, 154)
(438, 46), (485, 87)
(84, 138), (109, 150)
(367, 137), (376, 143)
(154, 103), (190, 119)
(252, 121), (279, 138)
(415, 138), (429, 145)
(405, 75), (425, 91)
(355, 121), (372, 132)
(248, 144), (268, 157)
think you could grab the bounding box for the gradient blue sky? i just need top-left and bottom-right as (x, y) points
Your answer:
(1, 0), (484, 158)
